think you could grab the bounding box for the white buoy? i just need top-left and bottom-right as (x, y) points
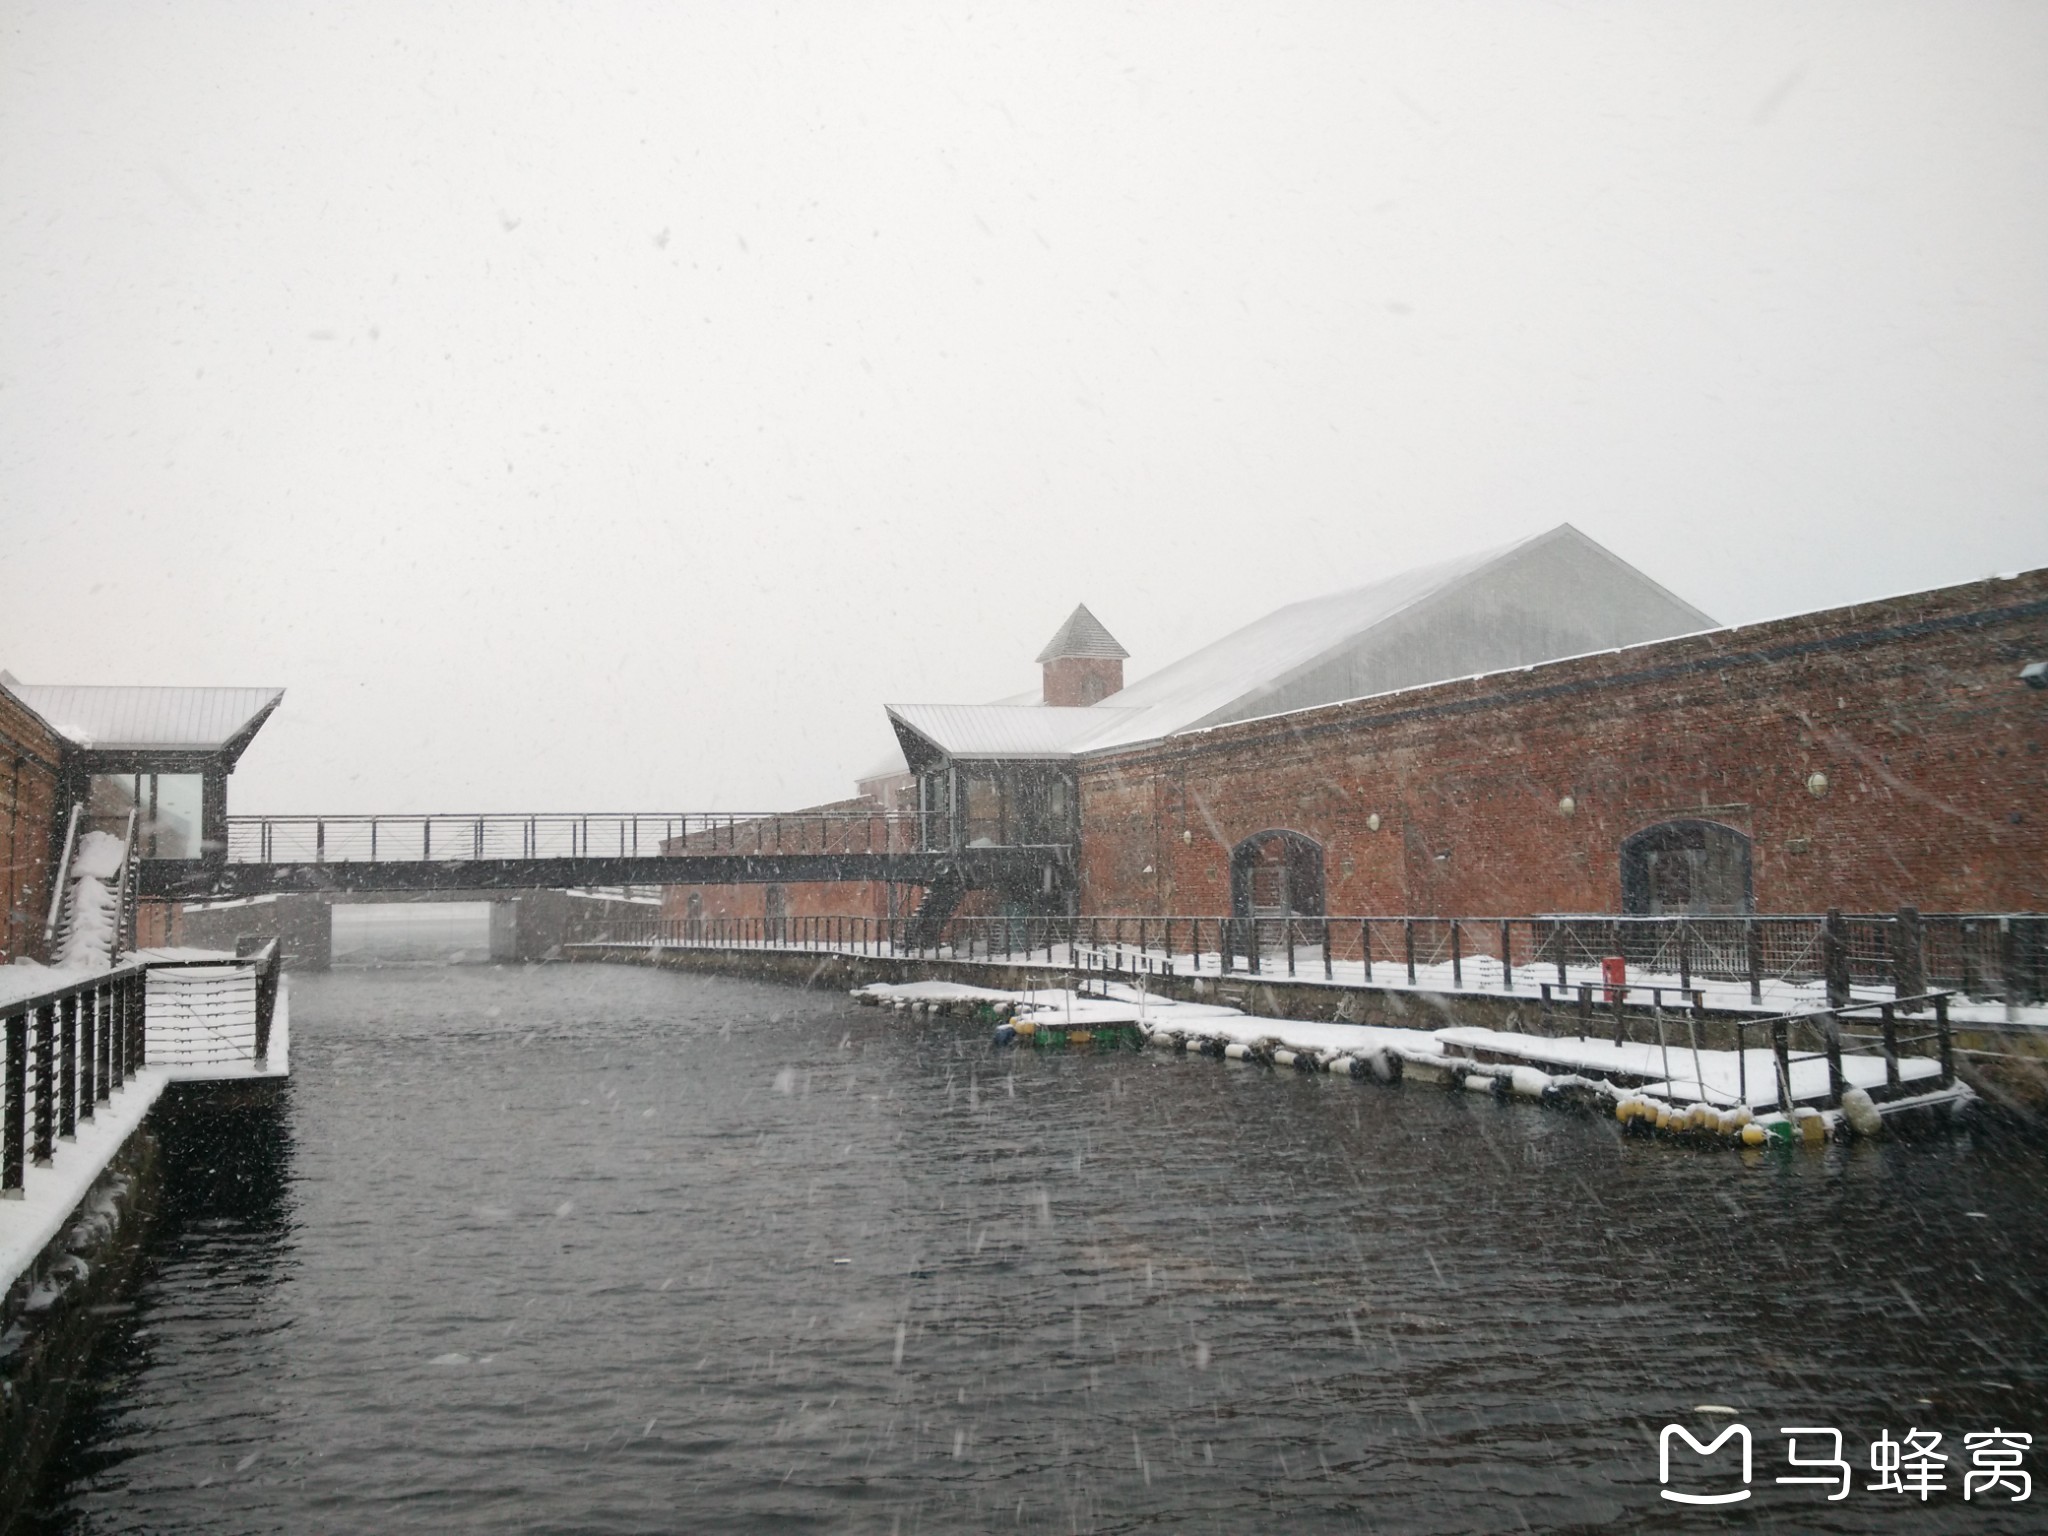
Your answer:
(1840, 1086), (1884, 1138)
(1223, 1041), (1254, 1061)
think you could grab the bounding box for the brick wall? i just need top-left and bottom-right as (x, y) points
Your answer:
(1079, 570), (2048, 917)
(1044, 656), (1124, 707)
(658, 792), (918, 926)
(1, 690), (66, 963)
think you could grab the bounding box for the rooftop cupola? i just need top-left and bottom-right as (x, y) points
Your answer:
(1036, 604), (1128, 707)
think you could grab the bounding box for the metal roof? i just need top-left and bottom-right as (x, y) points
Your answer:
(1, 681), (284, 759)
(887, 703), (1136, 765)
(883, 525), (1717, 765)
(1035, 604), (1128, 663)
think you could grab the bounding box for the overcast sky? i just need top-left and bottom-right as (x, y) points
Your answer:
(3, 2), (2044, 814)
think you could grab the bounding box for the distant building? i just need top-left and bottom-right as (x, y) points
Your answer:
(666, 524), (1724, 926)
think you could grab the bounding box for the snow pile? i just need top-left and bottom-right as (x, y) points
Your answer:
(56, 829), (127, 967)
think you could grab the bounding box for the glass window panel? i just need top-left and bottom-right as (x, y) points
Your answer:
(149, 774), (204, 859)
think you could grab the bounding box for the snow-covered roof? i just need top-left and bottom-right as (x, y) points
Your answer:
(1072, 540), (1522, 751)
(882, 525), (1716, 764)
(0, 680), (283, 760)
(887, 703), (1136, 766)
(1035, 603), (1128, 663)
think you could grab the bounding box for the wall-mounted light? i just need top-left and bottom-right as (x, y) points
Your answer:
(2023, 661), (2047, 690)
(1366, 813), (1381, 833)
(1556, 795), (1576, 818)
(1181, 828), (1193, 844)
(1806, 771), (1830, 798)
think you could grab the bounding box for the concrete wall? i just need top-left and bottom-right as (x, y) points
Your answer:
(175, 889), (661, 969)
(1079, 569), (2048, 917)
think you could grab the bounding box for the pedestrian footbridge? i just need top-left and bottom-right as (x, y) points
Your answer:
(136, 810), (1070, 910)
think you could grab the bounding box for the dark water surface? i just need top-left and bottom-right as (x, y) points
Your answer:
(21, 965), (2048, 1534)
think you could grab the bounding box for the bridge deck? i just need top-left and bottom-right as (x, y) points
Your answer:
(139, 812), (1070, 899)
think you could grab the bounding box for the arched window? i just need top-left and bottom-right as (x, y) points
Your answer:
(1619, 820), (1754, 916)
(1230, 830), (1326, 920)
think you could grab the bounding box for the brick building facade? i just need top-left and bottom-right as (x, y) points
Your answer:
(1, 688), (66, 963)
(1077, 570), (2048, 918)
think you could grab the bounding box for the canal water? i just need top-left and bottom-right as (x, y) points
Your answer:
(20, 965), (2048, 1533)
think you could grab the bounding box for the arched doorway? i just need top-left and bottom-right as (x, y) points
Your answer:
(763, 883), (788, 942)
(1619, 820), (1753, 916)
(1230, 830), (1326, 964)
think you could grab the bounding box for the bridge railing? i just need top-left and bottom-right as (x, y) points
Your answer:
(223, 811), (948, 864)
(573, 909), (2048, 1012)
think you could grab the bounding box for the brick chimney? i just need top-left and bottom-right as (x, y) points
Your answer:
(1037, 604), (1128, 707)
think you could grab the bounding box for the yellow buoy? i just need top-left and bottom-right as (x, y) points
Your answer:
(1741, 1123), (1767, 1146)
(1802, 1115), (1827, 1144)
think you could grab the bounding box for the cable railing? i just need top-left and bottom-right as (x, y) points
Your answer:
(1, 945), (284, 1202)
(219, 810), (1083, 864)
(573, 909), (2048, 1010)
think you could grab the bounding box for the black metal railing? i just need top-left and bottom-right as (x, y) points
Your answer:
(219, 809), (1076, 864)
(571, 908), (2048, 1009)
(2, 948), (286, 1201)
(2, 964), (149, 1198)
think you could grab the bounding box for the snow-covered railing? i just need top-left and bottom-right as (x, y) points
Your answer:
(1, 963), (149, 1199)
(577, 909), (2048, 1012)
(2, 947), (287, 1203)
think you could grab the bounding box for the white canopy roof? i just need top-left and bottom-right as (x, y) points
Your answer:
(1, 679), (283, 759)
(887, 703), (1136, 766)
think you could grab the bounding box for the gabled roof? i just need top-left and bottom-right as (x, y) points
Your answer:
(0, 679), (284, 763)
(888, 703), (1135, 770)
(1035, 604), (1128, 663)
(1070, 524), (1714, 752)
(882, 525), (1716, 765)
